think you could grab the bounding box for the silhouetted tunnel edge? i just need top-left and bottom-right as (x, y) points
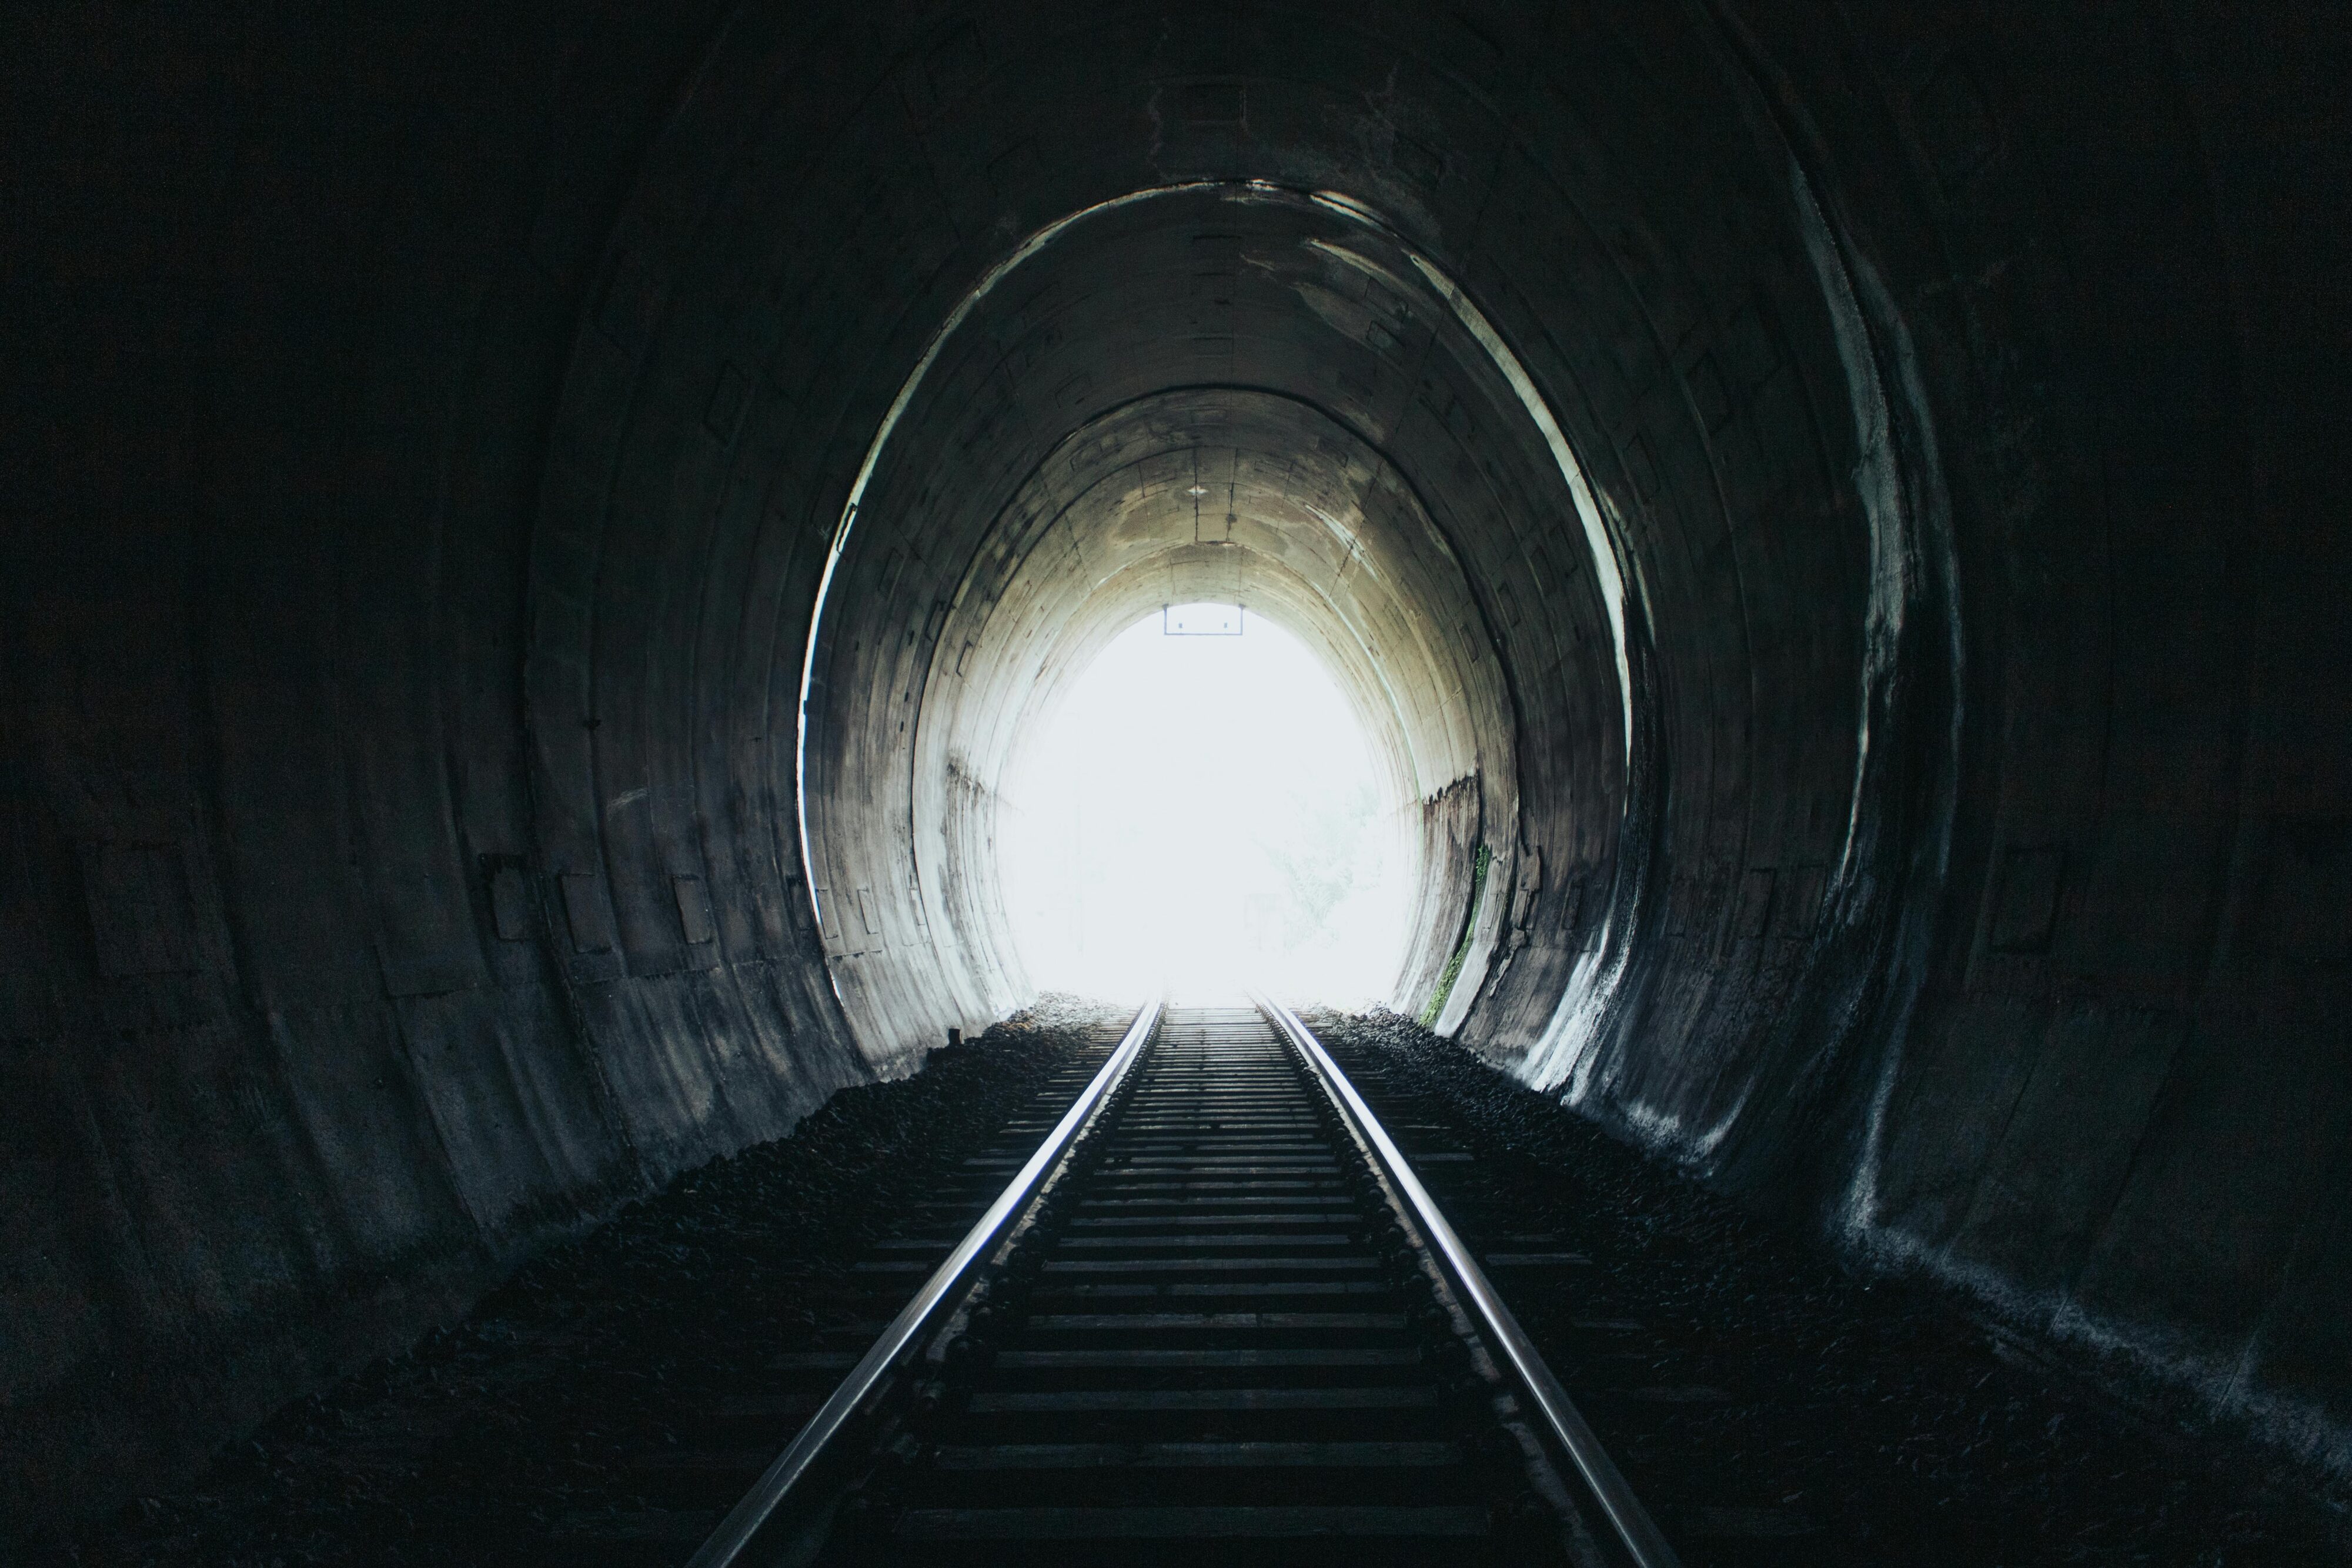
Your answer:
(6, 0), (2349, 1530)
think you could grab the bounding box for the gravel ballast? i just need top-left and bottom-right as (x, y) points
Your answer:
(1311, 1006), (2348, 1566)
(50, 996), (2347, 1566)
(60, 998), (1123, 1568)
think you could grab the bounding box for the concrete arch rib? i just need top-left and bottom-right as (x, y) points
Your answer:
(795, 182), (1629, 1071)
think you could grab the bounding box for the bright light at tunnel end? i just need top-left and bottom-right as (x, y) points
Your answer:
(1000, 610), (1409, 1008)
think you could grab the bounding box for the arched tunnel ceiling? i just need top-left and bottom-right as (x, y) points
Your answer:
(793, 184), (1642, 1058)
(7, 0), (2351, 1526)
(902, 386), (1520, 1029)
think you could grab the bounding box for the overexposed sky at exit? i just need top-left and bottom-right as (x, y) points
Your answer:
(998, 607), (1408, 1005)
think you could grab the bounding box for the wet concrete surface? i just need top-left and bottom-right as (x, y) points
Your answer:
(51, 998), (1124, 1568)
(49, 996), (2349, 1567)
(1309, 1008), (2351, 1566)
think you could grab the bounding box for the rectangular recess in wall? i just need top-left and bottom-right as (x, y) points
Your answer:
(673, 874), (716, 945)
(487, 862), (534, 941)
(558, 871), (616, 954)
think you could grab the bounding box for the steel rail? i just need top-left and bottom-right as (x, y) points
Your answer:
(683, 998), (1164, 1568)
(1254, 991), (1685, 1568)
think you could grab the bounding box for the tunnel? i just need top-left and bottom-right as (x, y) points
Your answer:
(5, 0), (2349, 1544)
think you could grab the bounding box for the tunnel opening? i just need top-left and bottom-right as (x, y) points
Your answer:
(793, 180), (1615, 1078)
(997, 603), (1409, 1004)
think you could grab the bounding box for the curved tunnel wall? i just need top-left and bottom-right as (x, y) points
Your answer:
(6, 0), (2349, 1524)
(898, 384), (1518, 1034)
(791, 180), (1575, 1064)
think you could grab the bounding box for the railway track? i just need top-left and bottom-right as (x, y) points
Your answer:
(683, 999), (1678, 1567)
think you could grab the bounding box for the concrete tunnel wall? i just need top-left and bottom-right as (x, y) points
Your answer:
(888, 383), (1519, 1037)
(5, 0), (2350, 1526)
